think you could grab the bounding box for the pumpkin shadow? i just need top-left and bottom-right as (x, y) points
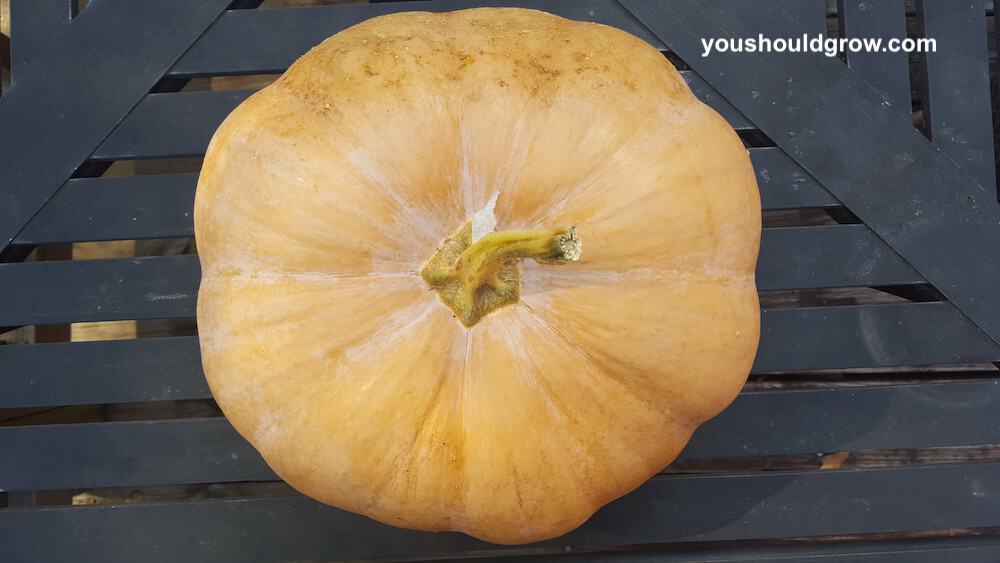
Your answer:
(487, 295), (893, 545)
(530, 380), (981, 548)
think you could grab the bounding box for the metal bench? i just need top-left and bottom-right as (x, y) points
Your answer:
(2, 0), (999, 561)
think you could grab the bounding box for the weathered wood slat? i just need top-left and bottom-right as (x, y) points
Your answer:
(684, 380), (1000, 458)
(750, 147), (839, 209)
(1, 462), (998, 562)
(13, 148), (837, 246)
(0, 418), (270, 491)
(838, 0), (911, 111)
(2, 381), (998, 490)
(93, 71), (747, 161)
(14, 174), (197, 245)
(8, 0), (74, 79)
(94, 90), (252, 160)
(169, 1), (664, 78)
(786, 0), (828, 37)
(917, 0), (996, 193)
(0, 255), (200, 326)
(0, 225), (924, 326)
(0, 337), (207, 409)
(756, 302), (1000, 372)
(756, 225), (922, 290)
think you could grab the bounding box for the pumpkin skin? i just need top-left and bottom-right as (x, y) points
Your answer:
(195, 7), (760, 546)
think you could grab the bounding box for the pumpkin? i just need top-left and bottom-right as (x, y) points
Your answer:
(195, 7), (760, 545)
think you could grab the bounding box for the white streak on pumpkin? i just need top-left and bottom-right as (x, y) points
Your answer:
(347, 148), (443, 245)
(458, 123), (482, 220)
(342, 300), (437, 366)
(470, 192), (499, 242)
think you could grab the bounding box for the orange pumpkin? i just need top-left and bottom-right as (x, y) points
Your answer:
(195, 7), (760, 545)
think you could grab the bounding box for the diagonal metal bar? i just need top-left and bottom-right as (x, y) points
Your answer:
(0, 0), (234, 255)
(619, 0), (1000, 347)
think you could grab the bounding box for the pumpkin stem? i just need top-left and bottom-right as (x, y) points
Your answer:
(421, 223), (581, 327)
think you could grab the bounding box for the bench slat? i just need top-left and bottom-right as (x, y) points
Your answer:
(0, 337), (206, 408)
(14, 174), (198, 246)
(9, 0), (74, 79)
(756, 301), (1000, 372)
(2, 381), (998, 490)
(0, 462), (997, 562)
(94, 90), (252, 160)
(756, 225), (922, 290)
(918, 0), (996, 193)
(0, 225), (926, 326)
(838, 0), (911, 112)
(0, 255), (200, 326)
(750, 147), (839, 210)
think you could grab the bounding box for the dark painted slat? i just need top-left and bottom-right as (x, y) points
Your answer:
(756, 225), (922, 290)
(1, 463), (998, 562)
(0, 255), (199, 326)
(620, 1), (1000, 347)
(0, 0), (233, 253)
(93, 71), (748, 161)
(9, 0), (73, 78)
(0, 419), (273, 491)
(0, 337), (206, 409)
(169, 0), (664, 77)
(441, 536), (1000, 562)
(3, 381), (999, 490)
(0, 225), (925, 326)
(683, 380), (1000, 459)
(11, 150), (833, 245)
(838, 0), (911, 111)
(14, 174), (197, 245)
(918, 0), (997, 192)
(0, 419), (271, 490)
(785, 0), (828, 37)
(751, 147), (840, 209)
(94, 90), (253, 160)
(756, 302), (1000, 372)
